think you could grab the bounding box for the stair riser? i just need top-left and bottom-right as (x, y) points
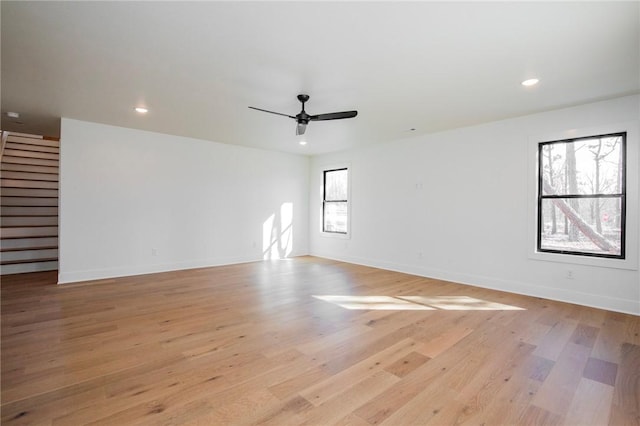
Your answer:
(1, 249), (58, 263)
(1, 261), (58, 275)
(1, 206), (59, 216)
(1, 171), (59, 181)
(1, 226), (58, 239)
(6, 135), (59, 148)
(4, 142), (59, 154)
(1, 217), (59, 227)
(1, 237), (59, 250)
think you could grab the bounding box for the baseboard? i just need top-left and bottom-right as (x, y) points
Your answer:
(312, 252), (640, 316)
(57, 257), (252, 284)
(57, 252), (308, 284)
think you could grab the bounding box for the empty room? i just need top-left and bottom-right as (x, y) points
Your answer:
(1, 1), (639, 425)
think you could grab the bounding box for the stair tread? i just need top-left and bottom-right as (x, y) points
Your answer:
(1, 224), (59, 228)
(0, 215), (58, 217)
(0, 235), (58, 240)
(0, 245), (58, 252)
(1, 234), (59, 240)
(1, 257), (58, 266)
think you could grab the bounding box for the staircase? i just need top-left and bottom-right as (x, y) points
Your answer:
(1, 131), (59, 275)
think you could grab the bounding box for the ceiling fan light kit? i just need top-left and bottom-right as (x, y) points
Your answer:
(249, 94), (357, 136)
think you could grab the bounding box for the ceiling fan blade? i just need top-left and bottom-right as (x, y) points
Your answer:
(296, 122), (307, 135)
(309, 111), (358, 121)
(248, 106), (295, 119)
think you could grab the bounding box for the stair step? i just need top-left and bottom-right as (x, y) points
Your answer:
(1, 237), (58, 250)
(1, 179), (59, 190)
(0, 206), (58, 216)
(0, 245), (58, 252)
(0, 260), (58, 274)
(2, 149), (59, 161)
(1, 257), (58, 266)
(0, 171), (59, 182)
(1, 156), (59, 167)
(1, 226), (58, 239)
(6, 135), (59, 148)
(0, 188), (58, 198)
(4, 142), (59, 154)
(1, 163), (58, 174)
(1, 248), (58, 263)
(1, 216), (58, 227)
(1, 197), (58, 207)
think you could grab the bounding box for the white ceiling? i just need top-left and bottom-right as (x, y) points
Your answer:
(2, 1), (638, 155)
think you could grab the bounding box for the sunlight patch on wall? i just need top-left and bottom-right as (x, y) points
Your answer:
(263, 203), (293, 260)
(313, 295), (525, 311)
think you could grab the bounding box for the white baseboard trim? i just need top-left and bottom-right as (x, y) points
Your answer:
(58, 251), (308, 284)
(312, 252), (640, 316)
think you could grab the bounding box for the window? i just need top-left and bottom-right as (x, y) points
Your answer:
(537, 132), (626, 259)
(323, 168), (348, 234)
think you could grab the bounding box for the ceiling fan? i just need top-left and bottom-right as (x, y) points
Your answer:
(249, 94), (357, 136)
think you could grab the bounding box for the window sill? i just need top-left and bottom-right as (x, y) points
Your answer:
(528, 249), (638, 270)
(320, 231), (351, 240)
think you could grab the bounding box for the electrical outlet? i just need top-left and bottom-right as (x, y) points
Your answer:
(152, 248), (158, 256)
(566, 269), (574, 279)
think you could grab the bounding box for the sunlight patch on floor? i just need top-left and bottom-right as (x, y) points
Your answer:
(313, 295), (525, 311)
(398, 295), (525, 310)
(312, 295), (434, 310)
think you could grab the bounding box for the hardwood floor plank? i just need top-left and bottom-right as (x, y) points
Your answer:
(592, 312), (628, 363)
(1, 257), (638, 425)
(569, 323), (600, 348)
(583, 357), (618, 386)
(531, 342), (592, 416)
(299, 337), (418, 406)
(441, 341), (537, 425)
(565, 378), (614, 426)
(267, 366), (331, 400)
(610, 342), (640, 424)
(298, 370), (399, 426)
(533, 320), (579, 361)
(415, 324), (474, 358)
(383, 350), (430, 378)
(519, 404), (564, 426)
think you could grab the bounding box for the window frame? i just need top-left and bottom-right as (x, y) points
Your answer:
(526, 121), (638, 271)
(322, 167), (349, 236)
(536, 132), (627, 260)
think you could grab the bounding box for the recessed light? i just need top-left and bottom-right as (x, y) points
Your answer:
(521, 78), (539, 87)
(299, 140), (307, 146)
(134, 107), (148, 113)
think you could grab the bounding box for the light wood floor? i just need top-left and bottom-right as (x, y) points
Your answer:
(1, 256), (639, 425)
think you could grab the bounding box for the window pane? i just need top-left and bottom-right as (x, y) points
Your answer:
(325, 169), (348, 201)
(539, 198), (622, 256)
(541, 136), (623, 196)
(324, 202), (347, 233)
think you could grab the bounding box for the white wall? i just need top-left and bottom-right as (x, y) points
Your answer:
(59, 119), (309, 283)
(310, 95), (640, 315)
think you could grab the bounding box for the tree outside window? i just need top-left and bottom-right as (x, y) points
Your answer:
(538, 133), (626, 258)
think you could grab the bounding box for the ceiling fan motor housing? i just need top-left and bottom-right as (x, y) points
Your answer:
(296, 94), (310, 124)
